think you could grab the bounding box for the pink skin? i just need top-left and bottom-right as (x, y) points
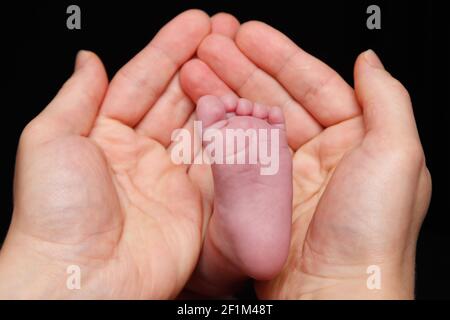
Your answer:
(189, 94), (292, 296)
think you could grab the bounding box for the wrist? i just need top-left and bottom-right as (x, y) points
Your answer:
(0, 230), (84, 299)
(297, 259), (416, 300)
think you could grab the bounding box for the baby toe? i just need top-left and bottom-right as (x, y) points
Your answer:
(197, 95), (227, 128)
(236, 98), (253, 116)
(220, 94), (239, 112)
(268, 106), (285, 127)
(252, 103), (269, 119)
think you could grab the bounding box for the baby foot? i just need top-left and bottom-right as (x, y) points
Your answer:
(195, 95), (292, 287)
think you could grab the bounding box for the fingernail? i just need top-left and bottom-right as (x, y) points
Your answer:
(363, 49), (384, 70)
(74, 50), (90, 71)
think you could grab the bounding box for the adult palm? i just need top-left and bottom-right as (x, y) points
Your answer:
(0, 10), (212, 299)
(180, 21), (431, 299)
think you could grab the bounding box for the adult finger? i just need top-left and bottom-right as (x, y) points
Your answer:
(196, 34), (322, 148)
(99, 9), (210, 127)
(180, 58), (236, 101)
(22, 51), (108, 145)
(211, 12), (240, 38)
(236, 21), (360, 127)
(136, 12), (239, 146)
(135, 73), (195, 147)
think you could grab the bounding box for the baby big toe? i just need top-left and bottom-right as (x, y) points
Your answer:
(197, 95), (227, 128)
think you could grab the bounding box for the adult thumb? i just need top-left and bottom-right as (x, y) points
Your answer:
(23, 50), (108, 145)
(354, 49), (421, 146)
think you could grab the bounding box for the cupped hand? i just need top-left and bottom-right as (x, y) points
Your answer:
(180, 21), (431, 299)
(0, 10), (212, 299)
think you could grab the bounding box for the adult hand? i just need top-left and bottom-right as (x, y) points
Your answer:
(180, 21), (431, 299)
(0, 10), (212, 299)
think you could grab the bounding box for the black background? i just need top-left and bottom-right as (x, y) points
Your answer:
(3, 0), (449, 299)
